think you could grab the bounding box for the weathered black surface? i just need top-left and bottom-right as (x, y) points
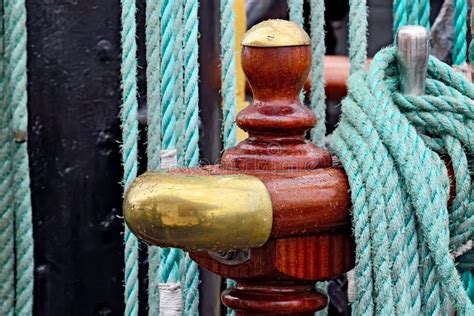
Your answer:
(26, 0), (223, 315)
(27, 1), (125, 315)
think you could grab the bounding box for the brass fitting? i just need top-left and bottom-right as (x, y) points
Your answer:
(123, 172), (273, 251)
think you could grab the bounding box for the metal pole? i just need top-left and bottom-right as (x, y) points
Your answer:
(397, 26), (430, 95)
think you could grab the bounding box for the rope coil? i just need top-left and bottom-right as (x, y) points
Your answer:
(332, 46), (474, 315)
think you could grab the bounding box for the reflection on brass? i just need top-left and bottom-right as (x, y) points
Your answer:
(124, 172), (273, 251)
(242, 19), (310, 47)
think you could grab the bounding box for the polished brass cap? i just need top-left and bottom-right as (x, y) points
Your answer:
(124, 172), (273, 251)
(242, 19), (310, 47)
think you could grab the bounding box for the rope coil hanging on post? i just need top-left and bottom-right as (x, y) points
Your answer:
(334, 0), (474, 313)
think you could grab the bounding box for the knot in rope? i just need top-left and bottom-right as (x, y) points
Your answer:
(331, 46), (473, 315)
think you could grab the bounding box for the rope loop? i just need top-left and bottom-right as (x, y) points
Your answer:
(332, 46), (474, 315)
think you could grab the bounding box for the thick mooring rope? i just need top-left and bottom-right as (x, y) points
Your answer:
(221, 0), (237, 149)
(145, 1), (162, 314)
(120, 0), (140, 314)
(0, 1), (15, 314)
(2, 0), (35, 314)
(332, 46), (474, 315)
(181, 0), (201, 314)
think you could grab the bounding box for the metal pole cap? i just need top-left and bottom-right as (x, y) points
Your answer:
(397, 26), (430, 95)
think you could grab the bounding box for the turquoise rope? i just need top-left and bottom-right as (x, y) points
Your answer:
(221, 1), (237, 314)
(288, 0), (304, 27)
(348, 0), (368, 74)
(183, 0), (200, 168)
(5, 0), (34, 313)
(145, 0), (162, 314)
(181, 0), (200, 314)
(221, 0), (237, 149)
(418, 0), (430, 30)
(309, 0), (326, 145)
(0, 0), (15, 314)
(158, 0), (182, 285)
(453, 0), (467, 66)
(174, 0), (185, 166)
(393, 0), (408, 34)
(407, 0), (419, 25)
(120, 0), (140, 314)
(160, 0), (177, 151)
(332, 46), (474, 315)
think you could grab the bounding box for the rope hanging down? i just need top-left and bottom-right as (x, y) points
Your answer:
(181, 0), (201, 314)
(309, 0), (326, 146)
(332, 47), (474, 315)
(145, 0), (162, 314)
(120, 0), (140, 314)
(453, 0), (467, 67)
(158, 0), (182, 287)
(221, 0), (237, 149)
(0, 0), (35, 314)
(0, 1), (16, 314)
(7, 0), (35, 313)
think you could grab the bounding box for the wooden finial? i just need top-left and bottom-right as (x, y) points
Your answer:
(222, 20), (331, 170)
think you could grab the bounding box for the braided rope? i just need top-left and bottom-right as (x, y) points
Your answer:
(288, 0), (304, 27)
(453, 0), (467, 66)
(145, 0), (162, 314)
(181, 0), (200, 314)
(309, 0), (326, 145)
(221, 0), (237, 149)
(407, 0), (419, 25)
(418, 0), (430, 30)
(183, 0), (200, 168)
(221, 1), (237, 314)
(0, 1), (15, 314)
(332, 46), (474, 315)
(348, 0), (367, 74)
(158, 0), (182, 286)
(393, 0), (408, 34)
(173, 0), (185, 166)
(3, 0), (34, 313)
(120, 0), (140, 314)
(160, 0), (176, 151)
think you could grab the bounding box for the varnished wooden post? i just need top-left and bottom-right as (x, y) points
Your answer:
(125, 20), (354, 315)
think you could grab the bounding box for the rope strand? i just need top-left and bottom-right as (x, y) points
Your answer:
(181, 0), (201, 314)
(120, 0), (140, 314)
(309, 0), (326, 145)
(0, 0), (15, 313)
(145, 0), (162, 314)
(4, 0), (34, 313)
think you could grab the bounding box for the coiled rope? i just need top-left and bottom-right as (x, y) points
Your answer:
(0, 0), (35, 314)
(120, 0), (140, 314)
(332, 45), (474, 316)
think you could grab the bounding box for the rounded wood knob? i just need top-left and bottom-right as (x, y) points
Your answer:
(222, 20), (332, 170)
